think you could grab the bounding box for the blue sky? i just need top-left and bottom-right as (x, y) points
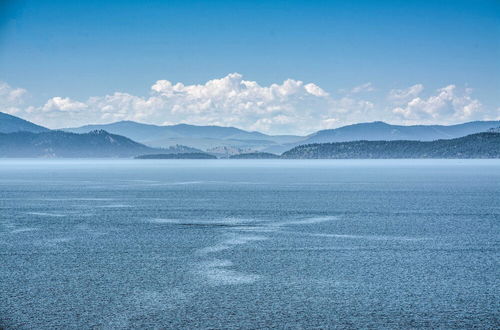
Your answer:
(0, 0), (498, 134)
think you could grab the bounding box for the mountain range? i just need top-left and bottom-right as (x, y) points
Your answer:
(282, 132), (500, 159)
(301, 120), (500, 144)
(63, 121), (301, 152)
(62, 118), (500, 153)
(0, 111), (499, 158)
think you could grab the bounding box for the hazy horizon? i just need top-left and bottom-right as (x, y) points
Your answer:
(4, 109), (500, 137)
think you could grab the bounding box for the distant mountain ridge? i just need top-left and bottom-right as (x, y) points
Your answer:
(63, 119), (500, 153)
(300, 121), (500, 144)
(282, 132), (500, 159)
(63, 120), (302, 150)
(2, 112), (500, 156)
(0, 112), (49, 133)
(65, 121), (268, 140)
(0, 130), (199, 158)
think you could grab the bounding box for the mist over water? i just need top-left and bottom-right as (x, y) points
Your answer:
(0, 159), (498, 328)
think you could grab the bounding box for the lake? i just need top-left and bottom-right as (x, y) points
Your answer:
(0, 159), (498, 328)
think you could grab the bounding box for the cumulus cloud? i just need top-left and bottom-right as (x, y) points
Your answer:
(42, 97), (87, 112)
(0, 75), (494, 134)
(392, 85), (482, 124)
(28, 73), (337, 134)
(0, 81), (27, 115)
(305, 83), (329, 97)
(350, 82), (375, 94)
(388, 84), (424, 104)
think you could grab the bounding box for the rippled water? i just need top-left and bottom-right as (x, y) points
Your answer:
(0, 159), (498, 328)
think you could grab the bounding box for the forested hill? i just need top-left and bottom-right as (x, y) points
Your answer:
(229, 152), (280, 159)
(135, 152), (217, 159)
(281, 132), (500, 159)
(0, 130), (198, 158)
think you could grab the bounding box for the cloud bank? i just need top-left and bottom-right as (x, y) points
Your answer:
(391, 85), (483, 124)
(0, 81), (27, 115)
(1, 74), (495, 134)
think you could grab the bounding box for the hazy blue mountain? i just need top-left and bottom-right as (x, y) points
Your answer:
(300, 121), (500, 144)
(63, 121), (302, 150)
(65, 121), (167, 141)
(11, 114), (500, 155)
(0, 130), (199, 158)
(64, 120), (500, 153)
(63, 121), (267, 140)
(282, 132), (500, 159)
(0, 111), (49, 133)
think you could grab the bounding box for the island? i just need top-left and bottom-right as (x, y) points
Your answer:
(135, 152), (217, 159)
(229, 152), (280, 159)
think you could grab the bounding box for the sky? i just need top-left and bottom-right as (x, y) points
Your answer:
(0, 0), (499, 134)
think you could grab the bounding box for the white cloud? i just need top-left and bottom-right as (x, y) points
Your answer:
(388, 84), (424, 104)
(41, 73), (335, 134)
(42, 97), (87, 112)
(0, 81), (27, 115)
(304, 83), (329, 97)
(338, 82), (375, 95)
(392, 85), (482, 124)
(350, 82), (375, 94)
(0, 75), (494, 134)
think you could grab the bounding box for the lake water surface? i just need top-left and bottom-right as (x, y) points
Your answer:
(0, 159), (498, 328)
